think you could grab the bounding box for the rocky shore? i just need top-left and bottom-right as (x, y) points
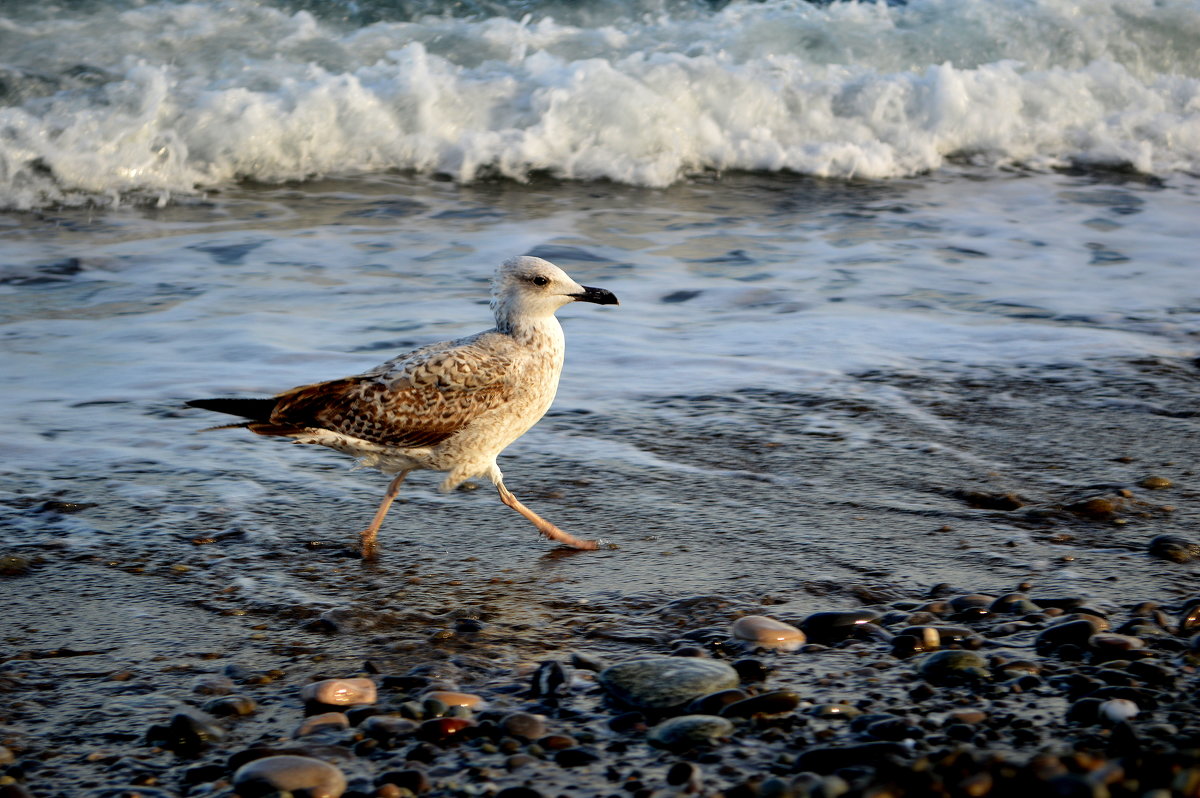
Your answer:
(3, 576), (1198, 798)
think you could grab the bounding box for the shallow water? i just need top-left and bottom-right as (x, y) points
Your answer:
(3, 170), (1198, 613)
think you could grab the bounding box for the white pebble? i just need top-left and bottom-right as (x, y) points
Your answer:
(731, 615), (806, 651)
(233, 755), (347, 798)
(1100, 698), (1139, 723)
(300, 677), (377, 706)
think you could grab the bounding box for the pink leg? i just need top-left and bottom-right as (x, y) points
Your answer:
(359, 471), (410, 560)
(496, 481), (600, 550)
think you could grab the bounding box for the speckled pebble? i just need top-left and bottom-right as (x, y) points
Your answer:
(731, 615), (806, 651)
(500, 711), (547, 740)
(232, 754), (347, 798)
(648, 715), (734, 749)
(918, 650), (990, 685)
(598, 657), (740, 710)
(300, 677), (377, 706)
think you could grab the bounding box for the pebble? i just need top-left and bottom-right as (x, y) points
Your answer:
(731, 615), (806, 651)
(947, 709), (988, 725)
(1179, 602), (1200, 633)
(201, 694), (257, 717)
(1099, 698), (1140, 724)
(732, 658), (771, 682)
(294, 712), (350, 737)
(918, 650), (990, 685)
(377, 767), (430, 794)
(799, 610), (881, 643)
(1089, 633), (1146, 661)
(0, 555), (31, 576)
(360, 715), (419, 740)
(145, 710), (225, 756)
(1035, 619), (1102, 654)
(598, 657), (740, 710)
(190, 674), (235, 696)
(687, 688), (750, 715)
(416, 717), (473, 744)
(1140, 475), (1172, 489)
(300, 678), (377, 706)
(1148, 535), (1200, 563)
(232, 755), (347, 798)
(666, 761), (703, 789)
(423, 689), (485, 709)
(989, 593), (1040, 615)
(809, 703), (861, 719)
(648, 715), (734, 749)
(500, 711), (547, 740)
(719, 690), (801, 718)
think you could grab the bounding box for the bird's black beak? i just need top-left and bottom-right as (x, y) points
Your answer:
(571, 286), (619, 306)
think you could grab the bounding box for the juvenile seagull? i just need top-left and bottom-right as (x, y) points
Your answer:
(187, 256), (618, 560)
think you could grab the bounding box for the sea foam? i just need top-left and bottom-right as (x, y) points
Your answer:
(0, 0), (1198, 208)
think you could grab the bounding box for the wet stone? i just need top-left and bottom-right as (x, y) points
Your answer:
(949, 594), (995, 611)
(666, 761), (702, 788)
(732, 658), (771, 682)
(687, 688), (750, 715)
(1178, 603), (1200, 633)
(569, 651), (606, 672)
(202, 694), (257, 717)
(233, 754), (347, 798)
(1148, 535), (1200, 563)
(422, 686), (482, 705)
(0, 555), (32, 576)
(989, 593), (1040, 615)
(495, 788), (545, 798)
(719, 690), (801, 718)
(555, 746), (602, 767)
(865, 717), (924, 741)
(377, 767), (430, 794)
(1140, 475), (1173, 489)
(190, 674), (235, 695)
(500, 711), (546, 740)
(799, 610), (881, 643)
(146, 709), (225, 757)
(295, 712), (350, 737)
(301, 677), (377, 707)
(1036, 619), (1101, 654)
(810, 704), (861, 719)
(731, 615), (806, 651)
(598, 657), (740, 710)
(919, 650), (990, 685)
(416, 717), (472, 745)
(537, 733), (578, 750)
(360, 715), (419, 740)
(648, 715), (734, 749)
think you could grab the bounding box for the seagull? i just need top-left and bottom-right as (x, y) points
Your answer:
(186, 256), (618, 560)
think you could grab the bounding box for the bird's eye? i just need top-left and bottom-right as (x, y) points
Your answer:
(531, 275), (550, 286)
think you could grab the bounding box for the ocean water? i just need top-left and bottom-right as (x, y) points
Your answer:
(2, 0), (1199, 207)
(2, 0), (1199, 627)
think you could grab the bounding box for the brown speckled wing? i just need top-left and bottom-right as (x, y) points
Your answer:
(252, 343), (516, 448)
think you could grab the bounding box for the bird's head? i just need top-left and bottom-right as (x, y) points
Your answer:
(491, 256), (618, 325)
